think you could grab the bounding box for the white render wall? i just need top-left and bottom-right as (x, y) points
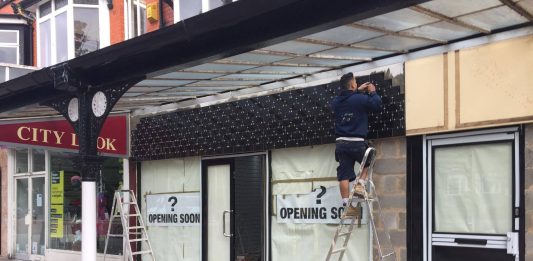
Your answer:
(140, 157), (201, 261)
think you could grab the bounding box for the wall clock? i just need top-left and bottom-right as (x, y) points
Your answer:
(67, 97), (79, 122)
(91, 91), (107, 117)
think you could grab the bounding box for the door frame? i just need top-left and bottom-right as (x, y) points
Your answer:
(8, 148), (49, 260)
(202, 158), (236, 261)
(422, 126), (525, 261)
(201, 152), (269, 261)
(13, 175), (47, 260)
(13, 175), (31, 260)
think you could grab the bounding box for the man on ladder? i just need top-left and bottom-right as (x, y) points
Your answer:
(331, 72), (381, 216)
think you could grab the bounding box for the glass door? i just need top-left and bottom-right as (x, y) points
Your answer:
(14, 176), (46, 259)
(426, 129), (521, 261)
(202, 155), (266, 261)
(13, 148), (47, 259)
(31, 177), (46, 256)
(205, 164), (232, 261)
(15, 177), (30, 260)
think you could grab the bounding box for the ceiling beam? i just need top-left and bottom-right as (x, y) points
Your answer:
(212, 59), (328, 68)
(307, 54), (372, 61)
(296, 38), (407, 54)
(349, 23), (447, 43)
(409, 5), (490, 34)
(499, 0), (533, 21)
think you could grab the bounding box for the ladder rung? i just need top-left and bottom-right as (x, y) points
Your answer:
(128, 226), (144, 230)
(129, 238), (149, 242)
(108, 234), (124, 237)
(331, 248), (346, 254)
(337, 232), (352, 237)
(125, 213), (141, 217)
(132, 250), (153, 256)
(382, 252), (395, 258)
(121, 201), (137, 205)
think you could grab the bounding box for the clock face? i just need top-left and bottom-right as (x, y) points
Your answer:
(67, 97), (79, 122)
(91, 91), (107, 117)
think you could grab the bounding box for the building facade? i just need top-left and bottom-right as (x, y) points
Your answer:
(0, 0), (532, 261)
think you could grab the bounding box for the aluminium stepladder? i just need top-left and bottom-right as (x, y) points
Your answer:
(103, 190), (156, 261)
(325, 147), (396, 261)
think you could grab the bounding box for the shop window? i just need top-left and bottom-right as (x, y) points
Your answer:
(425, 128), (521, 260)
(124, 0), (146, 39)
(0, 30), (19, 64)
(15, 148), (29, 174)
(48, 152), (124, 255)
(32, 149), (46, 172)
(37, 0), (104, 67)
(433, 142), (512, 234)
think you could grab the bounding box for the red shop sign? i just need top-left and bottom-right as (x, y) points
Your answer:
(0, 115), (128, 156)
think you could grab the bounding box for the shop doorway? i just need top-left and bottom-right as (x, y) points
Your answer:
(13, 148), (47, 260)
(15, 176), (46, 260)
(424, 128), (522, 261)
(202, 154), (267, 261)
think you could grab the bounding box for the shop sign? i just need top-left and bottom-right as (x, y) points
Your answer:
(50, 171), (64, 238)
(0, 115), (128, 156)
(146, 193), (201, 226)
(276, 185), (369, 224)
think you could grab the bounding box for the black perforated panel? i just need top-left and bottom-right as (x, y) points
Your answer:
(132, 73), (405, 160)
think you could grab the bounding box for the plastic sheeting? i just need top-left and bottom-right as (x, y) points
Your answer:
(141, 157), (201, 261)
(434, 143), (512, 234)
(271, 144), (370, 261)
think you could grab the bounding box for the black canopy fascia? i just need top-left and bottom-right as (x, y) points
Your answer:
(0, 0), (430, 113)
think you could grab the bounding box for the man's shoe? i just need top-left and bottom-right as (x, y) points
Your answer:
(343, 204), (361, 218)
(353, 182), (367, 198)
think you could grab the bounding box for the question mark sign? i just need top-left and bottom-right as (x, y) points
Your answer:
(168, 196), (178, 211)
(313, 186), (327, 204)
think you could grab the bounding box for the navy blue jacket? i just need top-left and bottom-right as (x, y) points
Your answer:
(331, 90), (382, 138)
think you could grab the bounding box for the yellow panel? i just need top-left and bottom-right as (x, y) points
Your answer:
(458, 36), (533, 126)
(147, 3), (159, 23)
(405, 54), (446, 133)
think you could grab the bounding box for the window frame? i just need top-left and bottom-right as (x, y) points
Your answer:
(124, 0), (146, 39)
(423, 127), (522, 260)
(173, 0), (237, 23)
(36, 0), (109, 67)
(0, 29), (20, 64)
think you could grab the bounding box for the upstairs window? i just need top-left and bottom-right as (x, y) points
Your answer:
(174, 0), (234, 23)
(124, 0), (146, 39)
(0, 30), (19, 64)
(37, 0), (105, 67)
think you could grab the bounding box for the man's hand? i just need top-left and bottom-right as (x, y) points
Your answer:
(357, 82), (376, 92)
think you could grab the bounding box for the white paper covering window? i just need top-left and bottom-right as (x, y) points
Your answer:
(271, 144), (369, 261)
(434, 142), (512, 234)
(141, 157), (201, 261)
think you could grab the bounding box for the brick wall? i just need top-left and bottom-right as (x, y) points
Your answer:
(146, 0), (174, 32)
(525, 124), (533, 260)
(0, 149), (8, 257)
(372, 137), (407, 261)
(0, 0), (20, 14)
(162, 2), (174, 26)
(109, 0), (125, 44)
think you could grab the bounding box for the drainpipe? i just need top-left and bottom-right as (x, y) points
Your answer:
(159, 0), (165, 29)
